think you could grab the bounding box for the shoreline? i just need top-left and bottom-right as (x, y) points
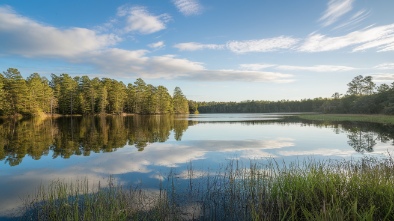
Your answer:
(295, 113), (394, 124)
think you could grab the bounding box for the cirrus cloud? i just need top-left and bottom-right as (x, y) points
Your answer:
(172, 0), (203, 16)
(299, 24), (394, 52)
(174, 42), (225, 51)
(276, 65), (356, 72)
(239, 64), (275, 71)
(240, 63), (356, 72)
(319, 0), (354, 27)
(226, 36), (300, 53)
(179, 70), (294, 83)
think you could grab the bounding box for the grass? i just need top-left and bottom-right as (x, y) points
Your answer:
(20, 156), (394, 220)
(296, 113), (394, 124)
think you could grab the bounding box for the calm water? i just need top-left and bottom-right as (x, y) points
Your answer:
(1, 113), (394, 218)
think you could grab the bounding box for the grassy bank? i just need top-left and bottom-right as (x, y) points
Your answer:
(20, 157), (394, 220)
(296, 113), (394, 124)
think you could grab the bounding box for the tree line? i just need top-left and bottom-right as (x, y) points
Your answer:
(193, 99), (328, 113)
(322, 75), (394, 114)
(193, 75), (394, 115)
(0, 68), (189, 116)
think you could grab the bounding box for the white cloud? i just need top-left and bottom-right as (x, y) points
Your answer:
(279, 148), (356, 157)
(371, 73), (394, 82)
(239, 64), (275, 71)
(0, 6), (120, 58)
(226, 36), (300, 53)
(174, 42), (225, 51)
(84, 49), (205, 79)
(180, 70), (294, 83)
(333, 9), (370, 30)
(117, 6), (171, 34)
(353, 36), (394, 52)
(319, 0), (354, 27)
(240, 63), (356, 72)
(86, 48), (149, 75)
(240, 149), (276, 159)
(147, 55), (205, 78)
(0, 168), (114, 217)
(176, 24), (394, 54)
(177, 170), (207, 179)
(374, 63), (394, 70)
(84, 49), (292, 82)
(172, 0), (202, 16)
(299, 24), (394, 52)
(148, 41), (165, 49)
(276, 65), (356, 72)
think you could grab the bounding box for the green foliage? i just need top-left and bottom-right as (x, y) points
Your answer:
(3, 68), (30, 115)
(347, 75), (376, 96)
(0, 68), (189, 116)
(172, 87), (188, 114)
(197, 98), (327, 113)
(188, 100), (199, 114)
(26, 73), (54, 115)
(0, 73), (6, 115)
(320, 76), (394, 115)
(196, 75), (394, 115)
(297, 114), (394, 124)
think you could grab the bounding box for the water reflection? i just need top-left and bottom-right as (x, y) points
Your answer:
(1, 114), (394, 218)
(287, 119), (393, 154)
(1, 115), (394, 167)
(347, 130), (376, 153)
(0, 115), (190, 166)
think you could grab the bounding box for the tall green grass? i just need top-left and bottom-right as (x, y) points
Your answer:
(297, 114), (394, 124)
(21, 156), (394, 220)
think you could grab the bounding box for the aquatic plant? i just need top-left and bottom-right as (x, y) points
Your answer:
(21, 156), (394, 220)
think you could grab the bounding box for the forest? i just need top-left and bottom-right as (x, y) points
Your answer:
(0, 68), (189, 116)
(193, 75), (394, 115)
(2, 68), (393, 116)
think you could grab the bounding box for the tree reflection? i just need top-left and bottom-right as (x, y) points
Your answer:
(347, 129), (377, 153)
(2, 116), (394, 166)
(0, 115), (190, 166)
(282, 118), (394, 153)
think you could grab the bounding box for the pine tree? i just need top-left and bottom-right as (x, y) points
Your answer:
(172, 87), (189, 114)
(26, 73), (54, 115)
(3, 68), (29, 115)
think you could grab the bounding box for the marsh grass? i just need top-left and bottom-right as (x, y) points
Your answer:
(21, 156), (394, 220)
(296, 114), (394, 124)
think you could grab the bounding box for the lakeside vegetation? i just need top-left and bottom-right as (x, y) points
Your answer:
(296, 114), (394, 125)
(20, 157), (394, 220)
(2, 68), (393, 118)
(193, 75), (394, 115)
(0, 68), (189, 117)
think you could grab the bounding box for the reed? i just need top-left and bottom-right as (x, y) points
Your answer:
(21, 156), (394, 220)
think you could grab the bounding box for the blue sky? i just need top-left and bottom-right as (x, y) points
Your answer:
(1, 0), (394, 101)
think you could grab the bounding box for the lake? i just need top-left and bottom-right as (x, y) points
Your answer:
(0, 113), (393, 218)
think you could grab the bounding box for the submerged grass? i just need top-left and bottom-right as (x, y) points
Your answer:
(21, 156), (394, 220)
(296, 114), (394, 124)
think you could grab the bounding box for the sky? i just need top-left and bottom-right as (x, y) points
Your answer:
(0, 0), (394, 102)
